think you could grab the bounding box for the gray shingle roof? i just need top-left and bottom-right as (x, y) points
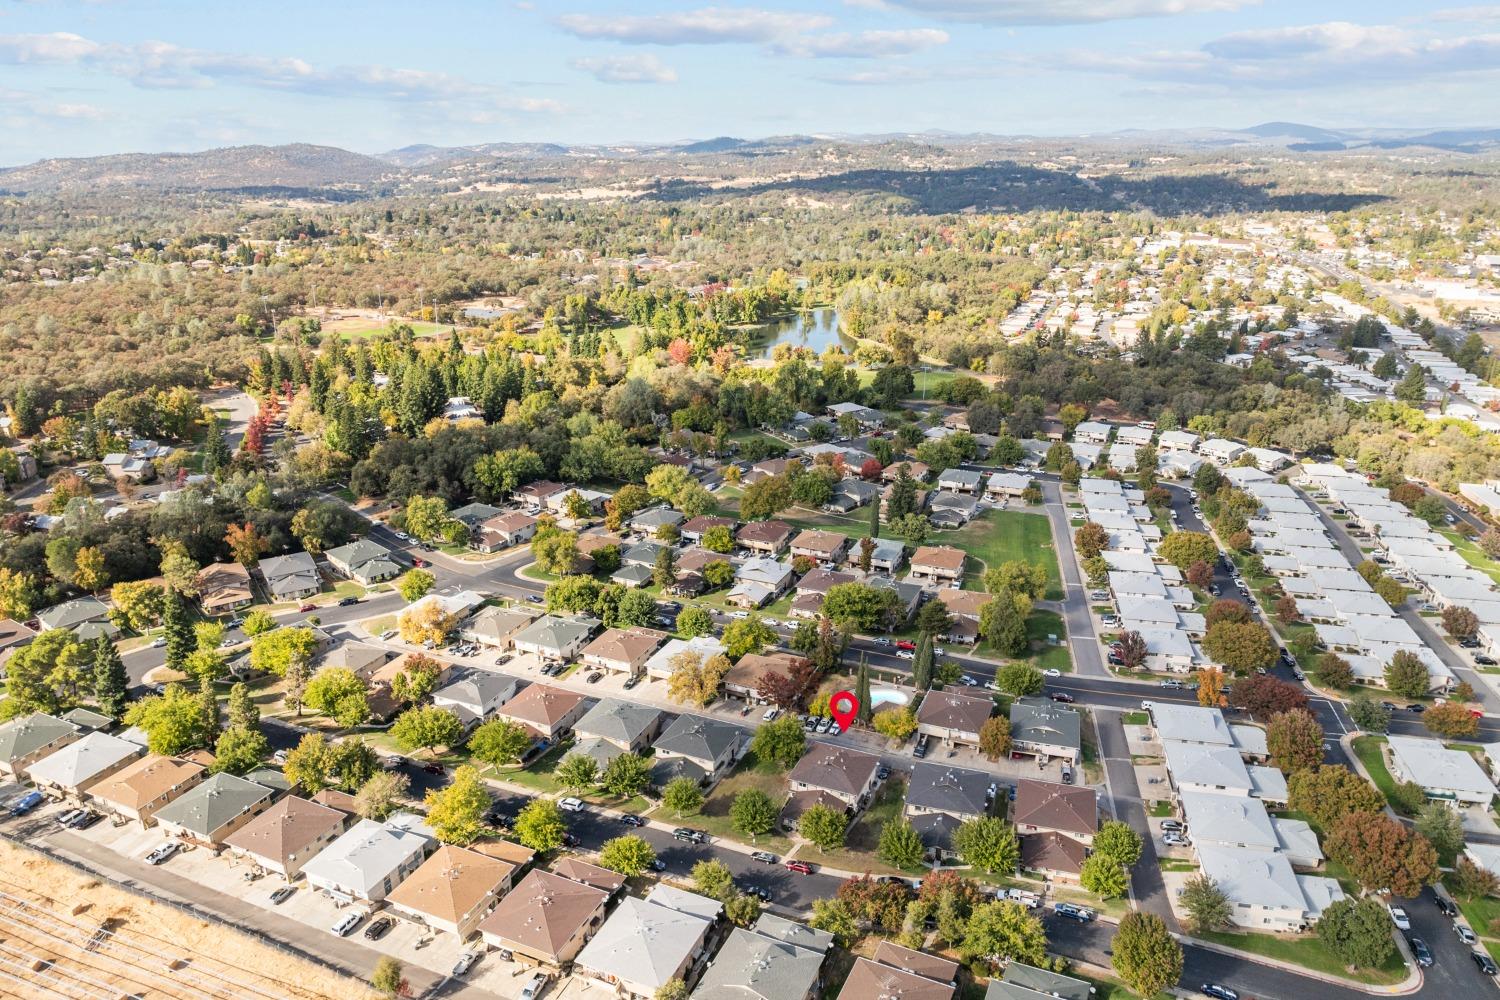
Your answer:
(905, 762), (993, 818)
(154, 772), (271, 837)
(692, 927), (825, 1000)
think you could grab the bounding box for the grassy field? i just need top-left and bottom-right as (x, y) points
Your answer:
(975, 608), (1071, 673)
(1441, 530), (1500, 587)
(695, 749), (796, 854)
(326, 319), (449, 340)
(492, 741), (653, 814)
(1198, 928), (1408, 985)
(932, 509), (1062, 599)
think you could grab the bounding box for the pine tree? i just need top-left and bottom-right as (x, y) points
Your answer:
(855, 655), (873, 725)
(869, 500), (880, 539)
(912, 633), (933, 690)
(227, 682), (259, 731)
(92, 635), (128, 719)
(197, 675), (220, 745)
(162, 590), (193, 671)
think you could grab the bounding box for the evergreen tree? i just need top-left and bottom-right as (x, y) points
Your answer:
(869, 500), (880, 539)
(162, 590), (193, 671)
(912, 632), (933, 690)
(92, 635), (128, 719)
(227, 682), (259, 731)
(855, 655), (872, 725)
(197, 675), (220, 745)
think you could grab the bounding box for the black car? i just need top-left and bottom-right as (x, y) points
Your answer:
(338, 596), (360, 607)
(561, 832), (579, 847)
(649, 859), (667, 872)
(1201, 986), (1239, 1000)
(1478, 655), (1498, 666)
(1475, 951), (1499, 976)
(364, 916), (395, 941)
(741, 884), (772, 902)
(623, 675), (642, 690)
(1461, 637), (1482, 649)
(618, 814), (646, 827)
(423, 762), (446, 775)
(1434, 894), (1458, 918)
(1409, 937), (1433, 968)
(1406, 703), (1426, 713)
(485, 808), (513, 827)
(877, 765), (891, 780)
(66, 810), (102, 830)
(673, 828), (708, 843)
(1049, 692), (1075, 703)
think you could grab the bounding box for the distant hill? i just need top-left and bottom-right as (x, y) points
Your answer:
(676, 136), (748, 154)
(0, 143), (392, 194)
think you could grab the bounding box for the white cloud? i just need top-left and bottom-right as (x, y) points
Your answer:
(556, 7), (832, 45)
(0, 31), (559, 114)
(858, 0), (1255, 25)
(774, 27), (949, 57)
(571, 53), (678, 84)
(1054, 20), (1500, 90)
(1428, 5), (1500, 22)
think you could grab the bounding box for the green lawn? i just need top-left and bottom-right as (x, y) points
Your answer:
(1123, 711), (1150, 726)
(975, 608), (1071, 673)
(694, 749), (795, 854)
(814, 775), (920, 876)
(931, 509), (1062, 599)
(1446, 874), (1500, 944)
(1197, 929), (1407, 985)
(1350, 735), (1403, 808)
(333, 319), (449, 340)
(1441, 530), (1500, 587)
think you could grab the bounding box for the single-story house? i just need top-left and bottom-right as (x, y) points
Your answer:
(835, 958), (954, 1000)
(693, 925), (826, 1000)
(257, 552), (321, 601)
(724, 651), (803, 703)
(473, 512), (539, 552)
(324, 539), (401, 584)
(629, 507), (685, 536)
(1020, 831), (1089, 882)
(646, 636), (727, 683)
(1386, 734), (1495, 805)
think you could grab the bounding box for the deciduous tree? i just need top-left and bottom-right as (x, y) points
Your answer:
(1112, 912), (1182, 1000)
(1327, 811), (1439, 897)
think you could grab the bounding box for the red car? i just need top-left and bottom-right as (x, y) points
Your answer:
(784, 860), (813, 875)
(412, 558), (429, 568)
(895, 640), (916, 652)
(299, 603), (317, 612)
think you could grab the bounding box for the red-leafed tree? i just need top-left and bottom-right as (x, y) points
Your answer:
(1327, 812), (1440, 898)
(859, 459), (883, 481)
(1229, 674), (1308, 720)
(760, 659), (817, 709)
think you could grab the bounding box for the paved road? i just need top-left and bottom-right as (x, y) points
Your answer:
(1092, 707), (1173, 928)
(1040, 478), (1107, 678)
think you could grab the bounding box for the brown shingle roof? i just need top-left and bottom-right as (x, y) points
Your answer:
(736, 520), (794, 545)
(873, 941), (959, 983)
(932, 589), (990, 620)
(90, 754), (204, 811)
(910, 546), (966, 573)
(497, 683), (586, 728)
(787, 742), (880, 797)
(580, 627), (665, 667)
(1021, 831), (1088, 875)
(387, 844), (515, 925)
(837, 958), (954, 1000)
(223, 795), (345, 863)
(196, 562), (252, 611)
(477, 869), (608, 959)
(915, 691), (993, 737)
(724, 651), (802, 696)
(551, 857), (626, 893)
(1013, 779), (1098, 837)
(681, 516), (736, 536)
(791, 530), (848, 558)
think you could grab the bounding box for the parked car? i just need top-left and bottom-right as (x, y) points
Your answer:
(741, 883), (772, 902)
(331, 912), (363, 937)
(56, 808), (85, 828)
(1052, 902), (1095, 922)
(1161, 819), (1185, 832)
(1160, 679), (1183, 689)
(299, 603), (317, 612)
(1475, 951), (1499, 977)
(871, 637), (892, 646)
(958, 674), (978, 687)
(623, 674), (642, 689)
(1049, 692), (1075, 703)
(145, 842), (181, 865)
(1477, 655), (1498, 666)
(422, 762), (445, 775)
(618, 814), (645, 827)
(69, 810), (103, 830)
(1043, 668), (1062, 678)
(364, 916), (395, 940)
(453, 952), (482, 977)
(895, 650), (915, 660)
(750, 851), (779, 864)
(9, 791), (43, 816)
(270, 885), (297, 905)
(586, 671), (604, 684)
(527, 594), (544, 604)
(1389, 905), (1411, 931)
(673, 828), (707, 843)
(1409, 936), (1433, 968)
(1457, 925), (1479, 945)
(559, 797), (584, 812)
(762, 707), (780, 722)
(877, 765), (891, 780)
(519, 973), (549, 1000)
(784, 860), (813, 875)
(1200, 985), (1239, 1000)
(1434, 895), (1457, 918)
(338, 596), (360, 607)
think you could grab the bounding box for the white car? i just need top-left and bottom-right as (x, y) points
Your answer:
(896, 650), (915, 660)
(1389, 905), (1411, 931)
(1043, 668), (1061, 678)
(761, 618), (780, 628)
(761, 707), (780, 722)
(933, 647), (946, 656)
(729, 610), (750, 620)
(558, 797), (585, 812)
(519, 974), (549, 1000)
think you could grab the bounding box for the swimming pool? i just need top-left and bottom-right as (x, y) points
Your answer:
(870, 687), (910, 707)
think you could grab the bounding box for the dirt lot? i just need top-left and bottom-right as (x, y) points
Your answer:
(0, 840), (377, 1000)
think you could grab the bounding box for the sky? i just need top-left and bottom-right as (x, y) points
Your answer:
(1, 0), (1498, 164)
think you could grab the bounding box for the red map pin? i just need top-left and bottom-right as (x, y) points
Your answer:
(829, 690), (860, 730)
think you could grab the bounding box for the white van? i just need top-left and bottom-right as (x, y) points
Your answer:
(558, 797), (584, 812)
